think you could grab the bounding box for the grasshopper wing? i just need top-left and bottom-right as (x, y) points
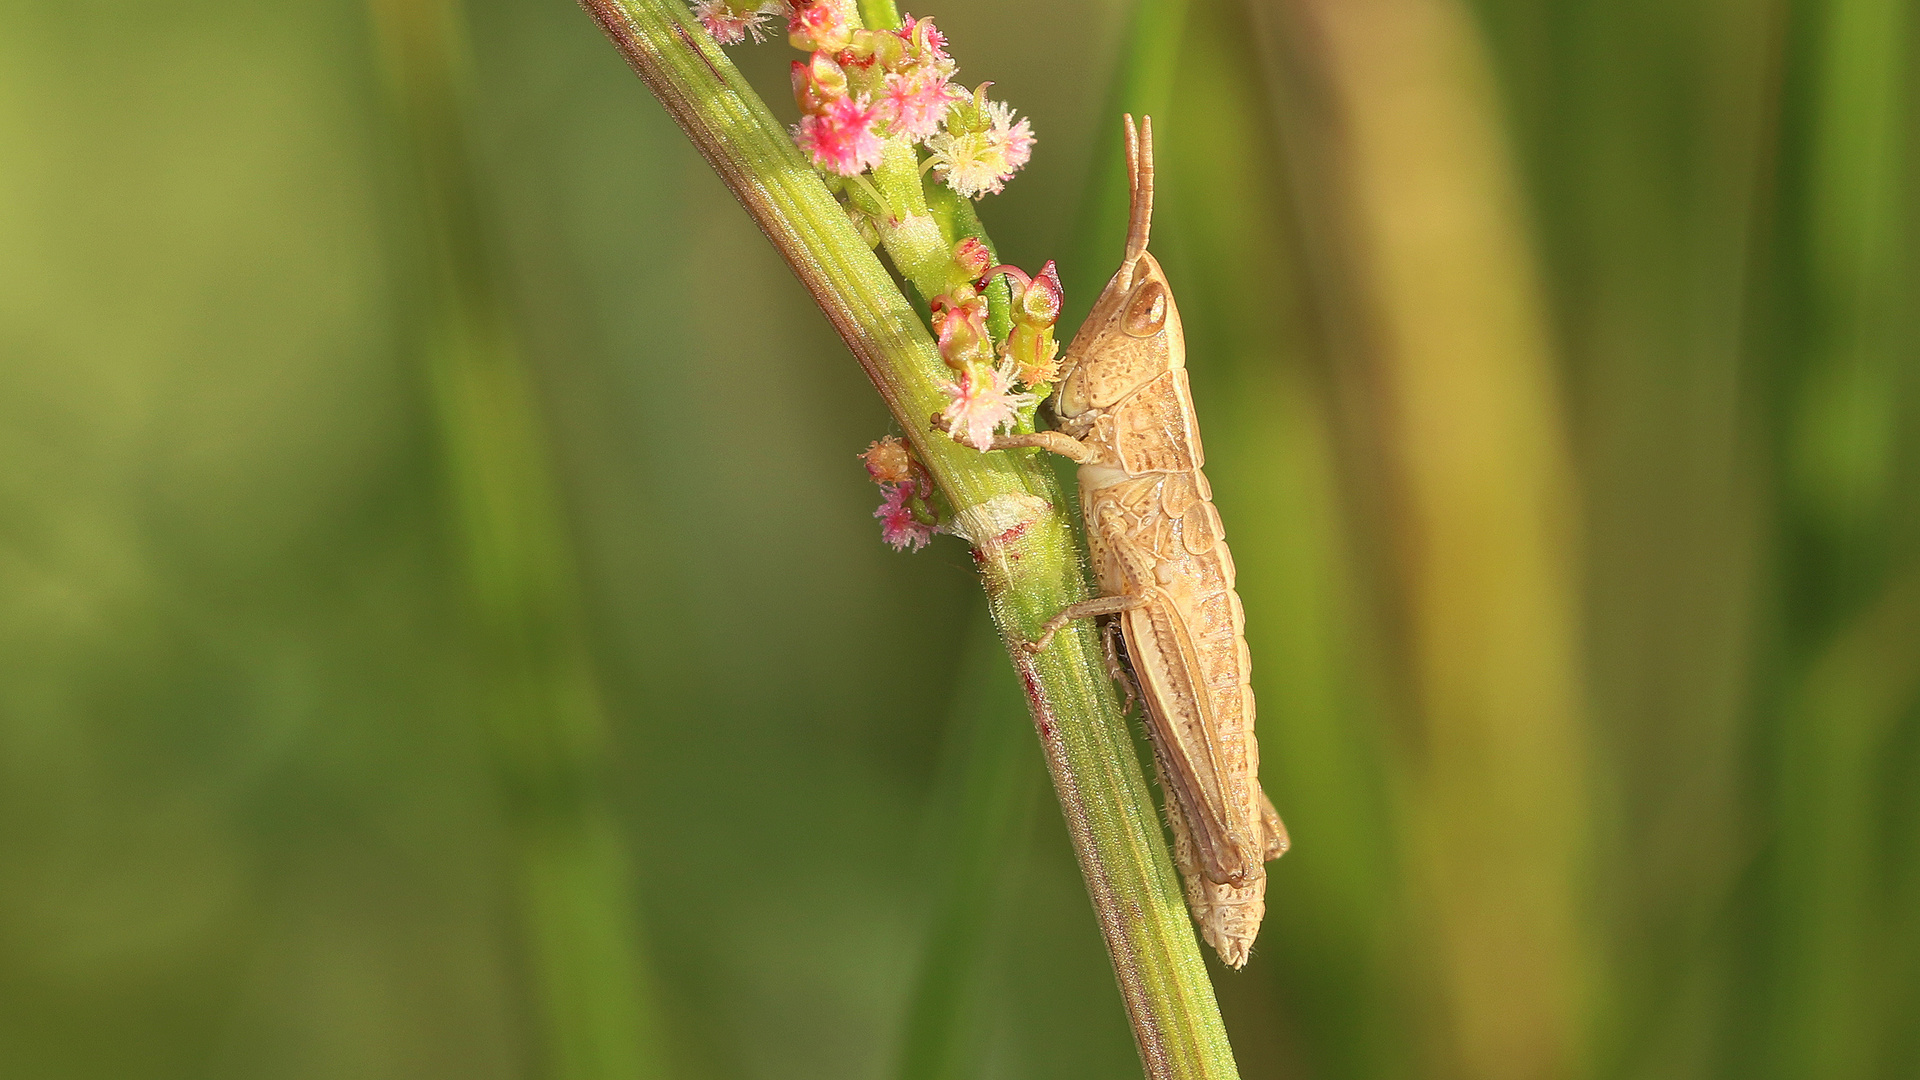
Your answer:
(1123, 591), (1262, 886)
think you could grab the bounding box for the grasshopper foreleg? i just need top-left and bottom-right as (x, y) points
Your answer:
(1026, 592), (1146, 652)
(931, 415), (1100, 464)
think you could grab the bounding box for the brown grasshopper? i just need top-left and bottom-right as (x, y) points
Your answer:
(941, 115), (1288, 967)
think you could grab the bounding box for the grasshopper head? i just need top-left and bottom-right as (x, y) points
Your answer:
(1055, 114), (1184, 420)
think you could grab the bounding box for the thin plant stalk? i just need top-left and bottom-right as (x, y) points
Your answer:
(578, 0), (1241, 1075)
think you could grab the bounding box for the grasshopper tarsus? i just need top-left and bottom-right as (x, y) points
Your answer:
(1102, 619), (1140, 717)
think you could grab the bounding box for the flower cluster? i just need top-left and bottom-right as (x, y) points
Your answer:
(692, 0), (1033, 198)
(690, 0), (1060, 550)
(860, 436), (939, 551)
(932, 241), (1062, 451)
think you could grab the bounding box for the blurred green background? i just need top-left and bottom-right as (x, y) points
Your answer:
(1, 0), (1914, 1078)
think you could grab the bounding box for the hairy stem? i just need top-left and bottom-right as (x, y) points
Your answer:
(577, 0), (1240, 1075)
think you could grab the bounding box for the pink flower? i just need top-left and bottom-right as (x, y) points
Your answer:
(794, 95), (884, 176)
(691, 0), (783, 45)
(878, 70), (961, 142)
(788, 0), (854, 52)
(991, 100), (1035, 172)
(874, 480), (936, 552)
(940, 361), (1037, 452)
(895, 14), (951, 68)
(860, 436), (939, 550)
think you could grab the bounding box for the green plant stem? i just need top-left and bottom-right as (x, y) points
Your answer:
(855, 0), (901, 31)
(578, 0), (1239, 1075)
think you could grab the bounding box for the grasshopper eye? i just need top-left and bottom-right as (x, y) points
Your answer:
(1123, 280), (1168, 338)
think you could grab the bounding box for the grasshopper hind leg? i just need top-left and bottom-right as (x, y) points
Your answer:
(1257, 785), (1291, 861)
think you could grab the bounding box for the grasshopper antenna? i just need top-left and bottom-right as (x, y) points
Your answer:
(1124, 114), (1155, 266)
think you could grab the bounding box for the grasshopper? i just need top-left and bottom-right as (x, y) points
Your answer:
(941, 115), (1288, 967)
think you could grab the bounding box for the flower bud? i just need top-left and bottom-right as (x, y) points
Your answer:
(930, 292), (991, 370)
(860, 436), (915, 484)
(1018, 260), (1062, 326)
(856, 27), (905, 72)
(952, 237), (993, 279)
(788, 0), (854, 52)
(1005, 323), (1059, 388)
(791, 51), (847, 115)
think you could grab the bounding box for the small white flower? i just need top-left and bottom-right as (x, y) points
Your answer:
(927, 96), (1034, 199)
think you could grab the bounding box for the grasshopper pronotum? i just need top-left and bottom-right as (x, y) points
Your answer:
(942, 115), (1288, 967)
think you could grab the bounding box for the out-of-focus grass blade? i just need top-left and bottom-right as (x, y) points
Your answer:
(893, 613), (1044, 1080)
(1766, 568), (1920, 1068)
(1252, 2), (1596, 1079)
(1471, 5), (1782, 1077)
(1770, 568), (1920, 1078)
(1769, 2), (1915, 1074)
(364, 1), (666, 1076)
(1063, 0), (1189, 321)
(1790, 0), (1911, 553)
